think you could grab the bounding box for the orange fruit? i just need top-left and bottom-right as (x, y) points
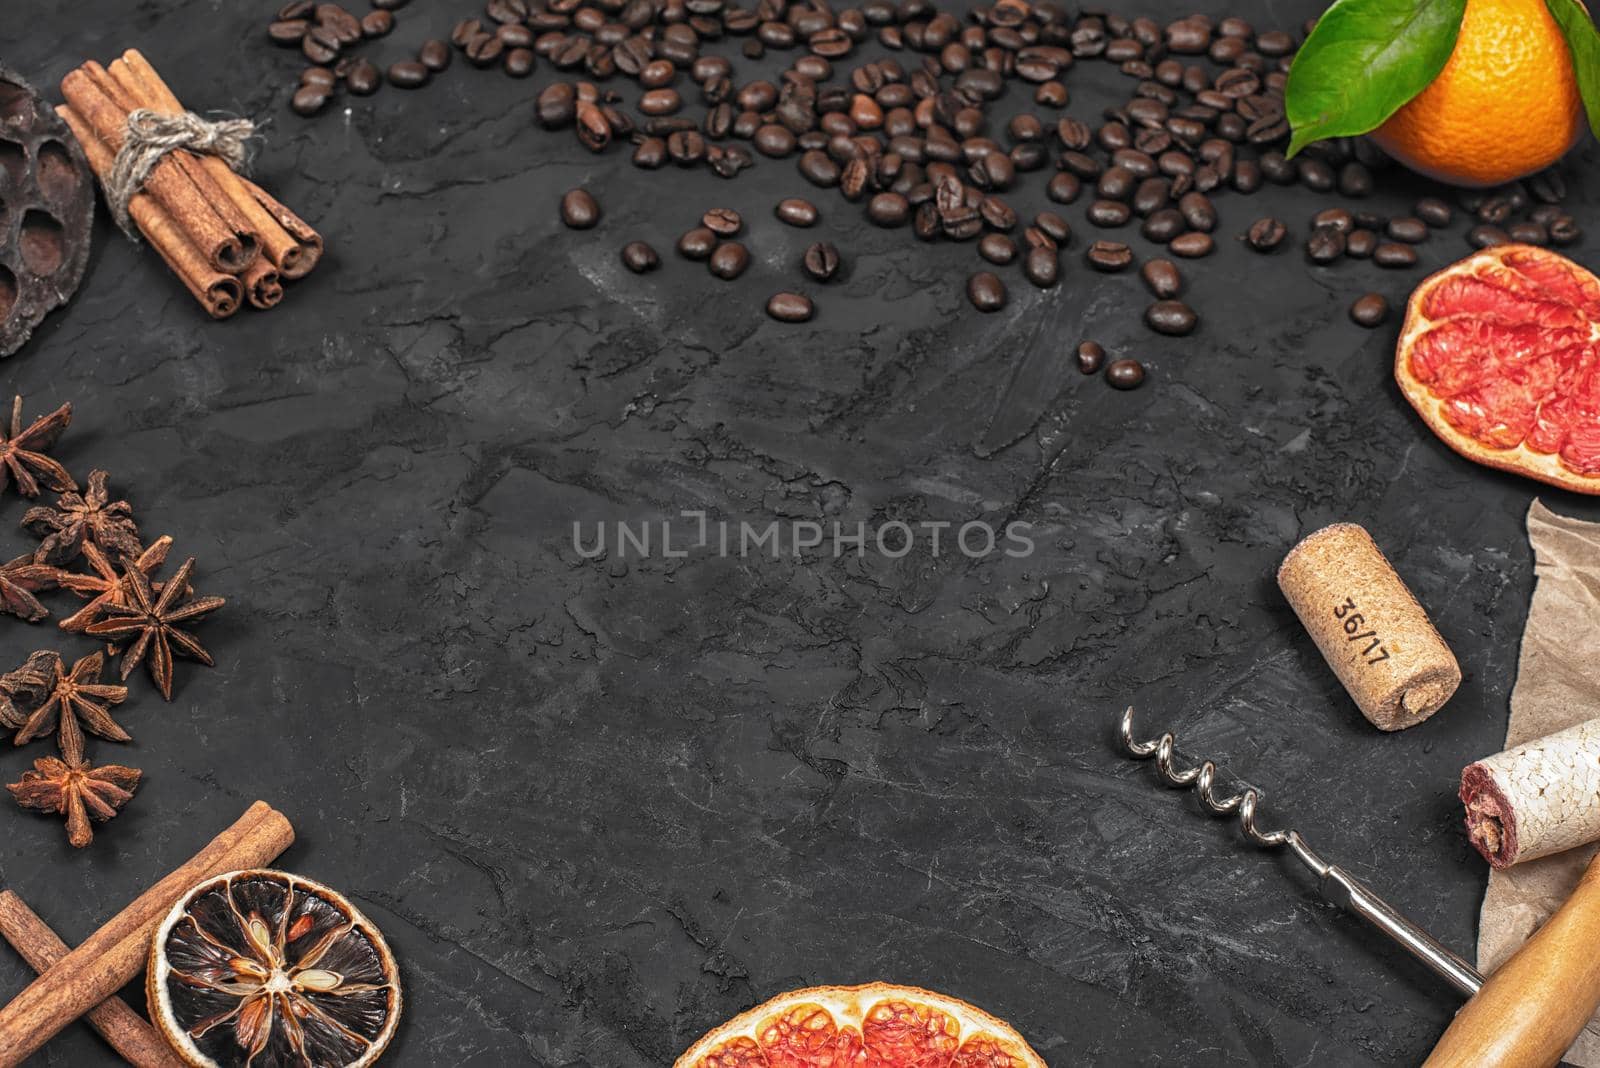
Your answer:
(1370, 0), (1584, 186)
(1395, 244), (1600, 493)
(675, 982), (1047, 1068)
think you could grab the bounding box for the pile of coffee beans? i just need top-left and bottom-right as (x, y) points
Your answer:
(271, 0), (1585, 390)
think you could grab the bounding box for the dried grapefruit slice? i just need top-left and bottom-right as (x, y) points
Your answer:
(675, 983), (1045, 1068)
(1395, 244), (1600, 493)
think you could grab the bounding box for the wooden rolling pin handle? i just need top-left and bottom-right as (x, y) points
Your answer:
(1425, 850), (1600, 1068)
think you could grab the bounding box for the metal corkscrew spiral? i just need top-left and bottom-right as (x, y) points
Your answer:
(1115, 706), (1485, 999)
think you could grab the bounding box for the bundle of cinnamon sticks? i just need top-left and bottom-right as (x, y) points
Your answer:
(58, 50), (321, 319)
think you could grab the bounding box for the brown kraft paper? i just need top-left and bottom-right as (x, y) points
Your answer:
(1478, 500), (1600, 1064)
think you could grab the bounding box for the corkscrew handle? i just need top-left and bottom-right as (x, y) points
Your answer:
(1284, 832), (1484, 998)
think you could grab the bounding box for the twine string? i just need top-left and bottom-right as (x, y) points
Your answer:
(104, 108), (256, 237)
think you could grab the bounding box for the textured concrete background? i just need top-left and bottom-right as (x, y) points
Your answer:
(3, 1), (1599, 1064)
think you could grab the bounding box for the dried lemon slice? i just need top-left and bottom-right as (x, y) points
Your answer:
(147, 869), (402, 1068)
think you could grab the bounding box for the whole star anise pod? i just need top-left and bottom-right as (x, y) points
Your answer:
(12, 651), (130, 760)
(0, 650), (62, 730)
(87, 557), (224, 700)
(56, 535), (176, 634)
(0, 396), (74, 499)
(0, 552), (64, 623)
(23, 469), (141, 565)
(8, 753), (140, 848)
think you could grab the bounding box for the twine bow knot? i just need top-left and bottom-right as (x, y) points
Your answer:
(104, 108), (256, 237)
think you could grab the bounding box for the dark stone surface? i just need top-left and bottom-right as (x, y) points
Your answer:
(3, 2), (1600, 1065)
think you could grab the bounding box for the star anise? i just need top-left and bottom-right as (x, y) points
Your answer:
(56, 535), (176, 634)
(8, 753), (140, 848)
(0, 650), (62, 730)
(0, 396), (75, 499)
(23, 469), (142, 565)
(12, 651), (130, 760)
(86, 557), (224, 700)
(0, 552), (64, 623)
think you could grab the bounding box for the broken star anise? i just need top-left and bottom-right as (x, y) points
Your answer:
(86, 556), (224, 700)
(0, 552), (63, 623)
(56, 535), (176, 634)
(24, 468), (142, 565)
(7, 753), (140, 848)
(0, 650), (62, 730)
(12, 651), (130, 760)
(0, 396), (75, 499)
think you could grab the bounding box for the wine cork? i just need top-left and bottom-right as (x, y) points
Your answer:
(1277, 523), (1460, 731)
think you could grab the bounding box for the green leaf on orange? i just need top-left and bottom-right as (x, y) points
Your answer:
(1284, 0), (1466, 156)
(1546, 0), (1600, 140)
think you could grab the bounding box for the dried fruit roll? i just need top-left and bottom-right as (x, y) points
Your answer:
(1462, 717), (1600, 869)
(1278, 523), (1461, 730)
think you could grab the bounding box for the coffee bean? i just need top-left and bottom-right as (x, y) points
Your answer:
(968, 271), (1007, 311)
(1097, 165), (1137, 200)
(302, 26), (340, 63)
(300, 66), (336, 91)
(868, 192), (911, 227)
(1306, 226), (1346, 264)
(1386, 217), (1429, 244)
(767, 292), (815, 322)
(1259, 151), (1296, 185)
(1337, 162), (1372, 198)
(1507, 221), (1548, 245)
(1549, 216), (1582, 246)
(361, 9), (393, 36)
(1035, 211), (1072, 244)
(1169, 232), (1214, 258)
(1088, 200), (1132, 227)
(1177, 192), (1215, 232)
(1345, 230), (1378, 258)
(622, 241), (660, 273)
(677, 227), (718, 259)
(345, 58), (380, 95)
(777, 197), (819, 226)
(703, 208), (742, 236)
(465, 34), (505, 67)
(709, 241), (750, 280)
(1086, 240), (1134, 271)
(754, 124), (797, 157)
(799, 150), (841, 187)
(1142, 208), (1184, 243)
(1246, 217), (1286, 251)
(1076, 340), (1105, 375)
(1141, 258), (1182, 298)
(1047, 172), (1082, 203)
(291, 85), (330, 115)
(1415, 197), (1453, 227)
(1145, 299), (1197, 336)
(802, 241), (841, 281)
(536, 82), (575, 127)
(640, 88), (681, 116)
(1467, 224), (1511, 249)
(387, 60), (429, 88)
(1373, 242), (1419, 268)
(1023, 246), (1059, 287)
(1105, 358), (1145, 389)
(1350, 293), (1389, 327)
(504, 48), (535, 77)
(1232, 159), (1262, 194)
(269, 19), (310, 45)
(979, 233), (1017, 264)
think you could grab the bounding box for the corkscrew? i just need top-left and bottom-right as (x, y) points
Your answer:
(1117, 707), (1484, 998)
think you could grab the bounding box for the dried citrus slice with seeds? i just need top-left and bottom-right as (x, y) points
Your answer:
(148, 870), (402, 1068)
(1395, 244), (1600, 494)
(675, 982), (1045, 1068)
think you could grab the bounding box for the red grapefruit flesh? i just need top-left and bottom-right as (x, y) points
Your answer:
(1395, 244), (1600, 493)
(676, 983), (1045, 1068)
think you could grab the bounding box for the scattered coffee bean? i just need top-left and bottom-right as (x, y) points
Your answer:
(1373, 242), (1419, 268)
(1345, 230), (1378, 258)
(1086, 240), (1134, 271)
(291, 85), (329, 115)
(419, 38), (451, 71)
(360, 10), (393, 36)
(1075, 340), (1106, 375)
(1507, 221), (1548, 245)
(1415, 197), (1453, 227)
(1386, 217), (1429, 244)
(1141, 258), (1182, 298)
(1246, 217), (1285, 251)
(1145, 299), (1197, 336)
(767, 292), (815, 322)
(1035, 211), (1072, 244)
(1306, 226), (1346, 264)
(387, 60), (429, 88)
(1022, 246), (1059, 287)
(803, 241), (841, 281)
(776, 197), (819, 226)
(868, 192), (911, 226)
(968, 271), (1008, 311)
(709, 241), (750, 279)
(979, 233), (1017, 264)
(1088, 199), (1132, 227)
(1142, 208), (1184, 243)
(1350, 292), (1389, 327)
(621, 241), (660, 273)
(560, 188), (600, 229)
(1169, 232), (1213, 258)
(1047, 172), (1082, 204)
(1177, 192), (1215, 232)
(677, 226), (718, 259)
(1467, 224), (1511, 249)
(1105, 358), (1145, 389)
(703, 208), (742, 236)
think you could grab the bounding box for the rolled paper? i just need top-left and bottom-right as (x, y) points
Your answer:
(1462, 717), (1600, 869)
(1277, 523), (1461, 730)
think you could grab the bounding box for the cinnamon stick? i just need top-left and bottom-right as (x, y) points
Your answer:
(0, 892), (184, 1068)
(0, 801), (294, 1067)
(237, 178), (324, 279)
(57, 105), (242, 318)
(59, 66), (254, 274)
(114, 51), (321, 280)
(241, 258), (283, 310)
